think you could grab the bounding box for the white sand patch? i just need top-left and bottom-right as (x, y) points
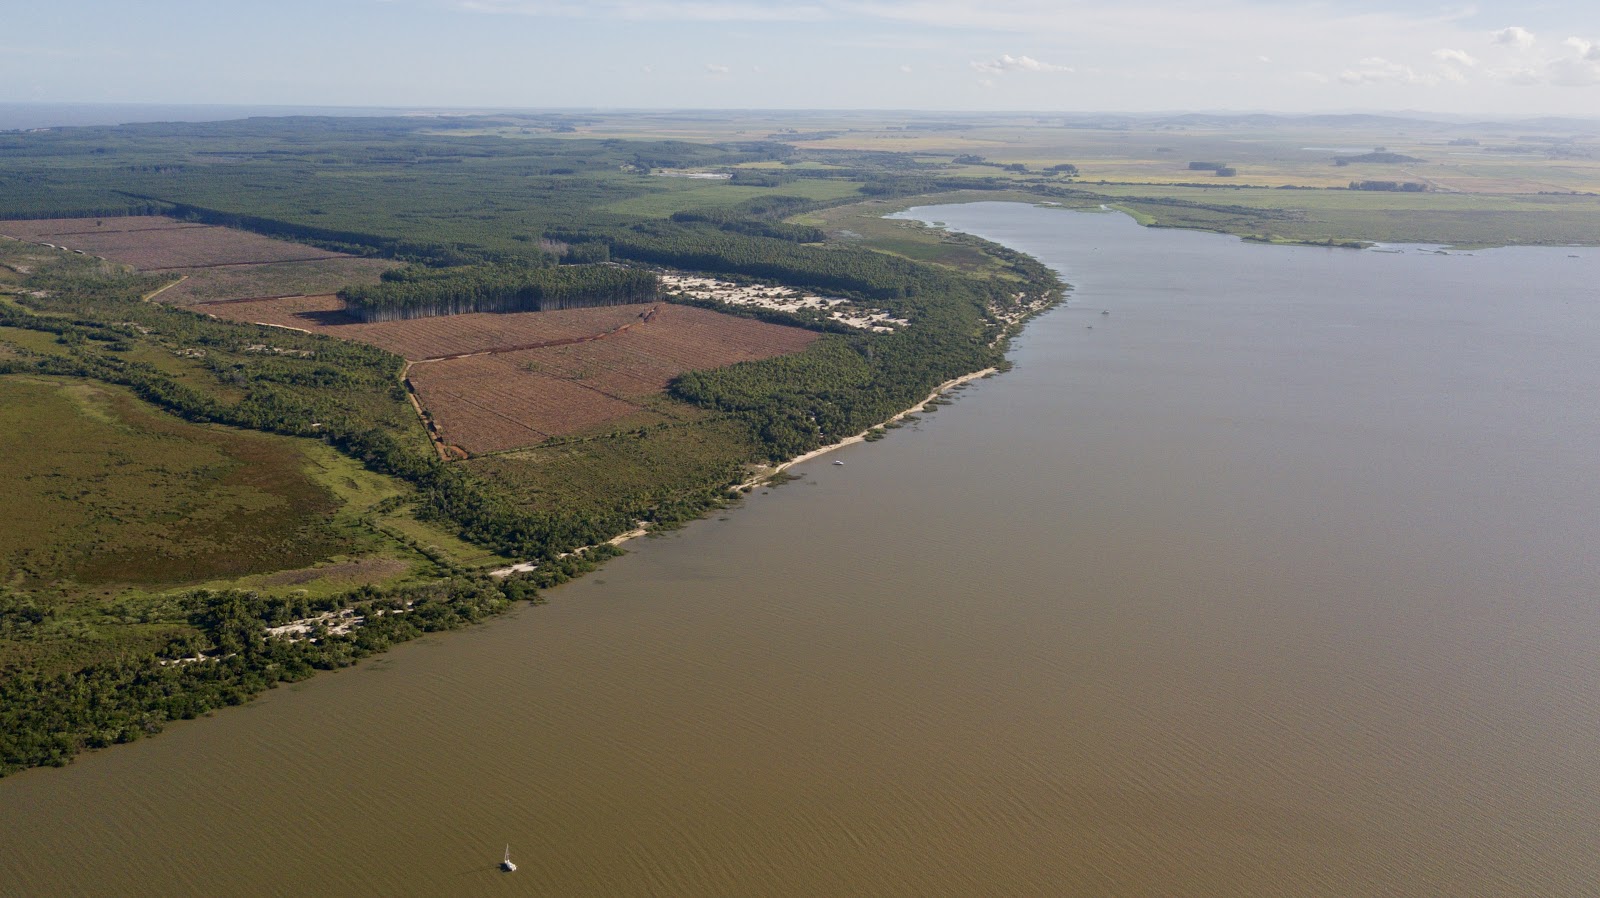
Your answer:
(651, 171), (732, 180)
(659, 273), (908, 333)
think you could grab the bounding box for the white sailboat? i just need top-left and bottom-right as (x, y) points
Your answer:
(501, 844), (517, 873)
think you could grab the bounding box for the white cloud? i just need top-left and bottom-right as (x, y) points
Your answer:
(1338, 57), (1439, 87)
(1565, 37), (1599, 61)
(971, 54), (1072, 75)
(434, 0), (1599, 110)
(1493, 26), (1536, 50)
(1547, 57), (1600, 86)
(1480, 34), (1600, 87)
(1535, 37), (1600, 87)
(705, 63), (731, 74)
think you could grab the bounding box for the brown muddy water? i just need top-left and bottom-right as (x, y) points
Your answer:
(3, 202), (1598, 896)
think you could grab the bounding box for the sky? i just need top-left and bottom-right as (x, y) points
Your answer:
(3, 0), (1598, 115)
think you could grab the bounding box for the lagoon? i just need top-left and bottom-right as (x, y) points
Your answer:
(3, 202), (1597, 896)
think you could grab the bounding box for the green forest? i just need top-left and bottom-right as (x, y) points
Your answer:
(0, 114), (1064, 775)
(340, 263), (660, 321)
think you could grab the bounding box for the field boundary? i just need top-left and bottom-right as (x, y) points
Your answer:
(409, 305), (659, 364)
(145, 257), (341, 273)
(399, 363), (457, 461)
(193, 292), (312, 306)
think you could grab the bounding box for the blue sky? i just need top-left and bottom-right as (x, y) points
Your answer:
(3, 1), (1597, 114)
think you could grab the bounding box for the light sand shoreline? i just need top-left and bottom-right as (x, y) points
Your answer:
(488, 365), (998, 578)
(734, 365), (999, 490)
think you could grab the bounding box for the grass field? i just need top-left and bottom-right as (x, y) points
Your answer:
(0, 376), (362, 594)
(1087, 184), (1600, 247)
(0, 373), (483, 676)
(793, 181), (1600, 251)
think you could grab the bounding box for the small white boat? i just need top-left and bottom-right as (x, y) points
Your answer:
(501, 845), (517, 873)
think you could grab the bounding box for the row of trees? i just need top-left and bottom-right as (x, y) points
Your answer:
(338, 263), (660, 321)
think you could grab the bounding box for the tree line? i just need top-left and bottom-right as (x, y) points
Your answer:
(338, 263), (660, 321)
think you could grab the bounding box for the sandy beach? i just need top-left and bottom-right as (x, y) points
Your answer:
(489, 365), (997, 577)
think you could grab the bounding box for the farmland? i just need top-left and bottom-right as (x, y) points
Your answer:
(0, 215), (398, 306)
(0, 113), (1075, 773)
(202, 294), (820, 453)
(0, 216), (343, 269)
(200, 294), (652, 357)
(412, 304), (818, 453)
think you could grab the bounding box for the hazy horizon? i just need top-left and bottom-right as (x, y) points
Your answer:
(3, 101), (1599, 134)
(4, 1), (1597, 117)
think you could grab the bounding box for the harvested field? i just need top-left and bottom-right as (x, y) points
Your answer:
(0, 217), (207, 238)
(504, 306), (819, 399)
(402, 304), (817, 453)
(410, 358), (654, 452)
(202, 297), (660, 358)
(156, 257), (398, 305)
(0, 216), (343, 270)
(197, 287), (819, 454)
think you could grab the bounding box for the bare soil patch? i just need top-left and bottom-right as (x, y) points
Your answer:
(204, 296), (819, 454)
(202, 297), (660, 358)
(0, 215), (343, 270)
(406, 305), (816, 453)
(157, 258), (398, 305)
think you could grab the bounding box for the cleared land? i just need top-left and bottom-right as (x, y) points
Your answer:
(0, 216), (398, 305)
(199, 295), (653, 357)
(405, 304), (818, 453)
(156, 257), (397, 305)
(7, 218), (820, 456)
(202, 295), (819, 454)
(0, 216), (342, 269)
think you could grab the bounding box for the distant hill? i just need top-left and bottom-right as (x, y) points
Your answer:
(1334, 152), (1424, 165)
(1052, 111), (1600, 136)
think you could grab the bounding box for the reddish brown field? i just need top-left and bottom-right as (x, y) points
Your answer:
(201, 297), (658, 359)
(409, 358), (652, 452)
(203, 297), (818, 454)
(503, 307), (819, 399)
(0, 217), (207, 238)
(0, 216), (343, 270)
(4, 217), (821, 455)
(405, 305), (816, 453)
(156, 258), (397, 306)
